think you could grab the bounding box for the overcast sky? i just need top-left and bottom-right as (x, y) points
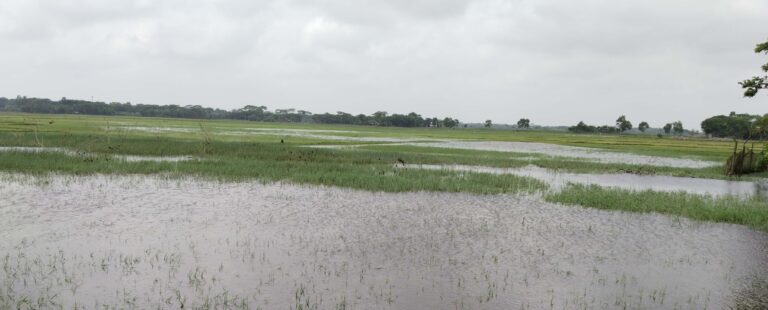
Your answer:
(1, 0), (767, 127)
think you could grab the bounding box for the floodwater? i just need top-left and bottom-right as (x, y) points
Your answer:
(0, 146), (196, 162)
(405, 164), (768, 199)
(1, 174), (766, 309)
(235, 128), (361, 134)
(225, 130), (437, 143)
(119, 125), (439, 143)
(415, 141), (720, 169)
(117, 126), (198, 133)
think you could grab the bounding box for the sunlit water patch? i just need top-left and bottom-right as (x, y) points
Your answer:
(404, 164), (768, 199)
(1, 174), (766, 309)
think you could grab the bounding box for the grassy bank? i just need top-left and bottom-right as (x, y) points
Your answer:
(546, 184), (768, 232)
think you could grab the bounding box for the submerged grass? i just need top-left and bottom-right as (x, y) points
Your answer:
(0, 148), (547, 195)
(546, 184), (768, 232)
(360, 144), (733, 180)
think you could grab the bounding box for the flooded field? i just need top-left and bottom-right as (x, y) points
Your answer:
(224, 129), (438, 143)
(1, 174), (766, 309)
(0, 147), (197, 162)
(406, 164), (768, 199)
(108, 126), (720, 169)
(118, 125), (437, 143)
(117, 126), (198, 134)
(415, 141), (720, 168)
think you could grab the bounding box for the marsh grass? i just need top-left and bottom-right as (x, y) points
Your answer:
(363, 144), (734, 180)
(0, 147), (547, 195)
(546, 184), (768, 232)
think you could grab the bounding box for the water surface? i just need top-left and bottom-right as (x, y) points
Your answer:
(1, 174), (766, 309)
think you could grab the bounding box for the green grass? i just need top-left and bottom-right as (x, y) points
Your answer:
(0, 134), (548, 195)
(0, 112), (746, 160)
(546, 184), (768, 232)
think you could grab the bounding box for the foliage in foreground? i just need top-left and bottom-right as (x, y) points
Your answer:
(740, 39), (768, 97)
(546, 184), (768, 232)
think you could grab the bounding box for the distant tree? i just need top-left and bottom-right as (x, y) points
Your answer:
(672, 121), (684, 135)
(740, 39), (768, 97)
(638, 121), (649, 132)
(484, 120), (492, 128)
(751, 115), (768, 138)
(0, 96), (461, 129)
(663, 123), (672, 134)
(372, 111), (388, 126)
(615, 115), (633, 132)
(701, 112), (758, 139)
(568, 121), (619, 134)
(443, 117), (459, 128)
(517, 118), (530, 129)
(569, 121), (593, 133)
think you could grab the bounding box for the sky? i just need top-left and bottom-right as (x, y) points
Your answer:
(1, 0), (767, 128)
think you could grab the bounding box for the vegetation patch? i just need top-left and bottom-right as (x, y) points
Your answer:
(545, 184), (768, 232)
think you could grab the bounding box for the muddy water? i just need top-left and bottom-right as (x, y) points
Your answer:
(415, 141), (720, 168)
(406, 164), (768, 199)
(1, 175), (766, 309)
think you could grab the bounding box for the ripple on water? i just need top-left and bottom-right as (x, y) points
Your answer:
(0, 174), (766, 309)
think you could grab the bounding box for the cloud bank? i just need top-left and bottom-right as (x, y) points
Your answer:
(1, 0), (767, 127)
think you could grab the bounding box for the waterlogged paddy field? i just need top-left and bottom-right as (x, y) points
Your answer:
(1, 174), (767, 309)
(1, 113), (768, 308)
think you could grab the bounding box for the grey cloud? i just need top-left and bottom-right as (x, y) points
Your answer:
(1, 0), (767, 127)
(296, 0), (472, 24)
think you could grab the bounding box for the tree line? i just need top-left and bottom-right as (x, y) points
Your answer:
(3, 96), (766, 139)
(0, 96), (461, 128)
(566, 112), (768, 140)
(567, 115), (685, 135)
(701, 112), (768, 140)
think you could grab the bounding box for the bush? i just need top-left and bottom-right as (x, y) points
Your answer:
(757, 149), (768, 171)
